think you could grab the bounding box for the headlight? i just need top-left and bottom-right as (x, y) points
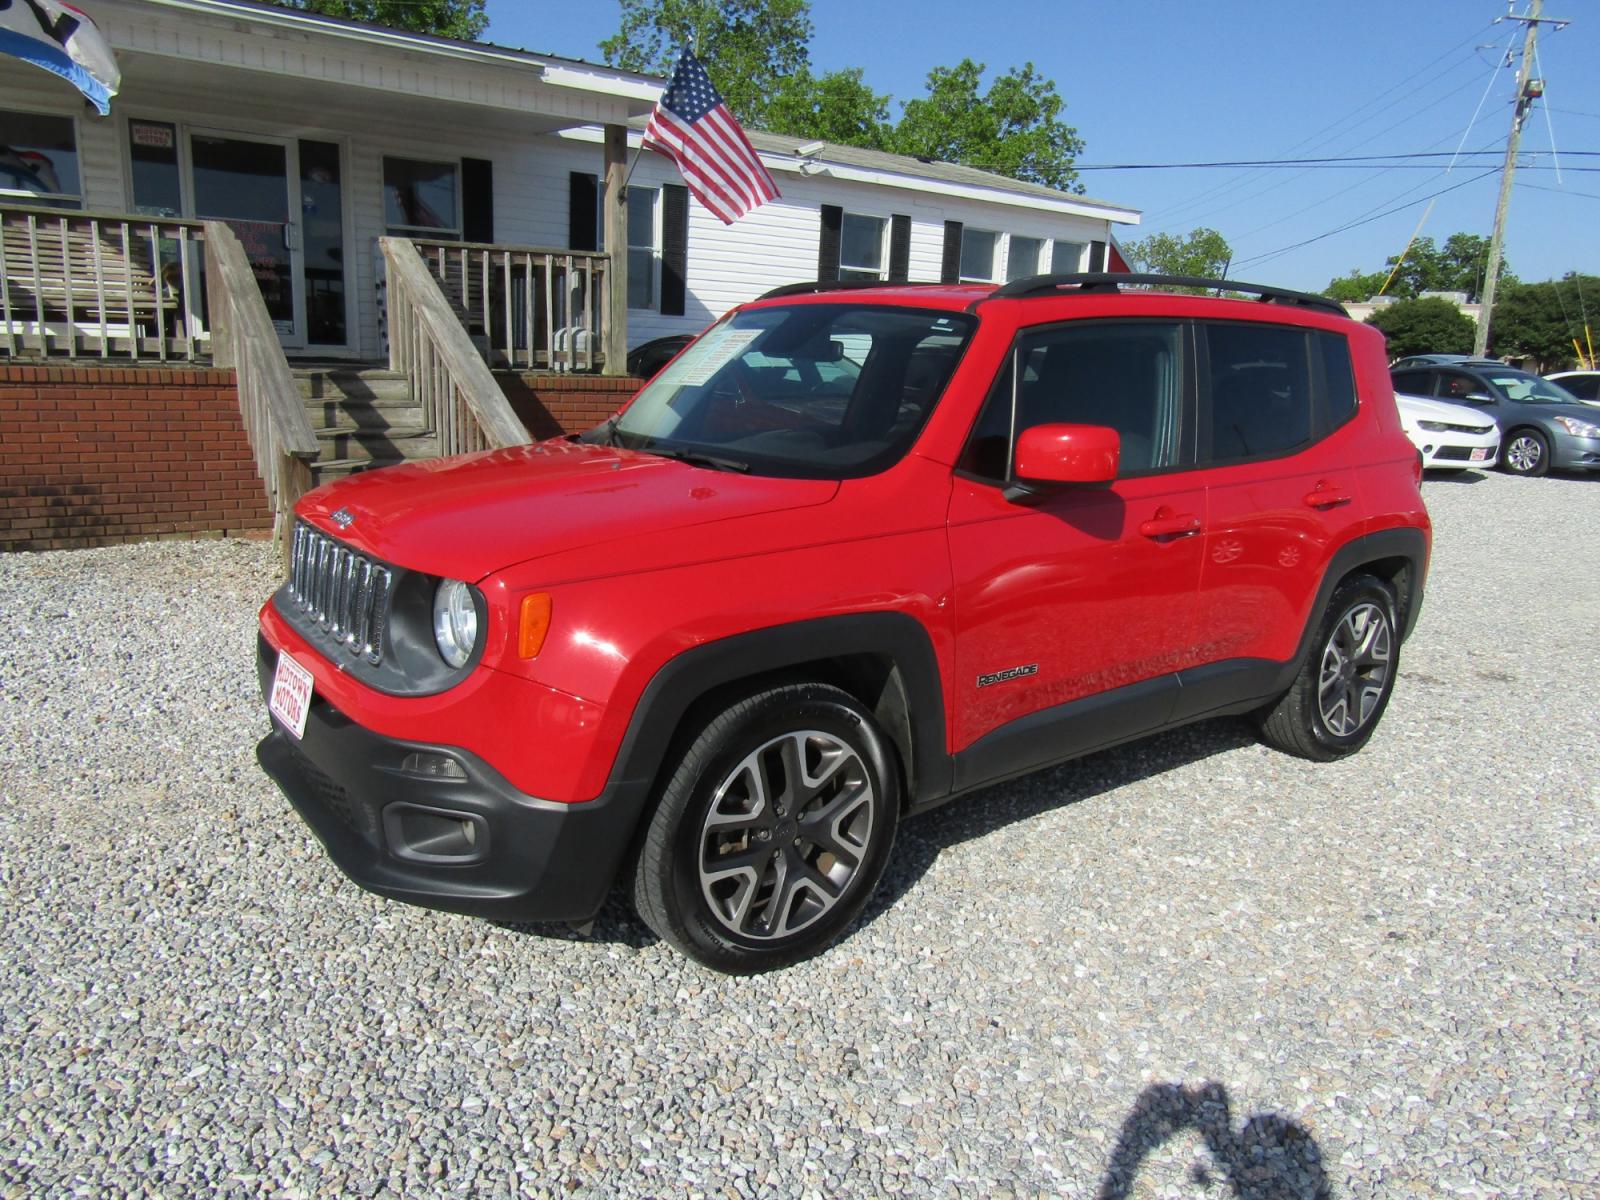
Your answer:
(1554, 416), (1600, 438)
(432, 579), (479, 668)
(1418, 420), (1451, 432)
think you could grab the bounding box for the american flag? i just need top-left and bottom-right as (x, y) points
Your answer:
(642, 49), (780, 225)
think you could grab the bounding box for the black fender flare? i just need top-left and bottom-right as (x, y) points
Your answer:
(604, 612), (952, 812)
(1295, 526), (1429, 665)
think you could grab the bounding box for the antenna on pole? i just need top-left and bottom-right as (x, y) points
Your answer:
(1474, 0), (1570, 356)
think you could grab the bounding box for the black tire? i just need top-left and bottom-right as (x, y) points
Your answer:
(1258, 574), (1400, 762)
(632, 683), (899, 973)
(1501, 427), (1551, 477)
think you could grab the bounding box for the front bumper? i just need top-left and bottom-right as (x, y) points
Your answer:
(256, 637), (648, 923)
(1552, 433), (1600, 471)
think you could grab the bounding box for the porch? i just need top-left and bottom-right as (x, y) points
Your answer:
(0, 201), (636, 552)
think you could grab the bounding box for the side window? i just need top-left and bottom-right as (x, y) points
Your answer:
(1390, 369), (1433, 397)
(0, 109), (81, 209)
(384, 157), (459, 239)
(1314, 332), (1358, 433)
(1438, 371), (1485, 403)
(1203, 323), (1313, 462)
(960, 321), (1185, 479)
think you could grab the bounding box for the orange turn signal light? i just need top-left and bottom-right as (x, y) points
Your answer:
(518, 593), (552, 658)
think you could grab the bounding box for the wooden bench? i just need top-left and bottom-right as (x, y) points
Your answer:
(0, 207), (206, 358)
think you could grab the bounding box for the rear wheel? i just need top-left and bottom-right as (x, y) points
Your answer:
(632, 683), (899, 973)
(1258, 575), (1399, 761)
(1502, 428), (1551, 476)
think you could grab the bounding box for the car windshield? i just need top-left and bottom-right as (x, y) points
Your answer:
(606, 303), (976, 478)
(1488, 373), (1576, 405)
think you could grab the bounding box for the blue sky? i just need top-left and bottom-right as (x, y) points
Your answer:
(486, 1), (1598, 294)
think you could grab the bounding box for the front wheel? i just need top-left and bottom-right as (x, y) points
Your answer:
(1258, 575), (1399, 761)
(1502, 428), (1551, 476)
(632, 683), (900, 973)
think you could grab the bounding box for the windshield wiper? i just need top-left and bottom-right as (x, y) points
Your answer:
(646, 446), (751, 473)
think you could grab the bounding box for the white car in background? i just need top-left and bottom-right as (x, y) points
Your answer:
(1394, 392), (1501, 471)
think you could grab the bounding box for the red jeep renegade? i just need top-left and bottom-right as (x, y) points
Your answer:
(257, 273), (1431, 973)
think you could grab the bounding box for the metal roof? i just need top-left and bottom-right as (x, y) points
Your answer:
(744, 130), (1138, 221)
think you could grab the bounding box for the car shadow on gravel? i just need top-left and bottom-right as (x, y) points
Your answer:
(1424, 469), (1492, 484)
(862, 715), (1258, 927)
(495, 716), (1257, 955)
(1095, 1081), (1329, 1199)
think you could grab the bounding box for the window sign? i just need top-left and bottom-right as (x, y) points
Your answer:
(0, 109), (81, 208)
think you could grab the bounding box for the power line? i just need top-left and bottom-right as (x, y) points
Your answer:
(1145, 19), (1504, 228)
(1073, 150), (1599, 170)
(1230, 169), (1500, 271)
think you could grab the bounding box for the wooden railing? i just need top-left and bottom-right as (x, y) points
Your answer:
(380, 237), (532, 455)
(410, 237), (609, 373)
(204, 221), (319, 553)
(1, 203), (209, 360)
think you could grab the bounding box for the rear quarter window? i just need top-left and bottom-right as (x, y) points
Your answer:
(1203, 322), (1313, 462)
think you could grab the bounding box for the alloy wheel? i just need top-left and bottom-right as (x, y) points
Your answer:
(1317, 602), (1393, 737)
(1506, 434), (1543, 473)
(698, 730), (875, 941)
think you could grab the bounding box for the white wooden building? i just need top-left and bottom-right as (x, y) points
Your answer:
(0, 0), (1138, 364)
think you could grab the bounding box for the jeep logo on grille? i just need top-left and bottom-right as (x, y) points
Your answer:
(331, 508), (355, 529)
(977, 664), (1038, 688)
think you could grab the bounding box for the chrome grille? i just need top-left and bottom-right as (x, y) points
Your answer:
(287, 522), (394, 664)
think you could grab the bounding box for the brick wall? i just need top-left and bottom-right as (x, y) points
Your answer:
(496, 372), (639, 439)
(0, 364), (270, 552)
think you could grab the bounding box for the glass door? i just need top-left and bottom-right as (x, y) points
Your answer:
(190, 133), (304, 347)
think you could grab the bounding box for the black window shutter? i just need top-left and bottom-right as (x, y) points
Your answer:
(461, 158), (493, 243)
(888, 214), (910, 282)
(941, 220), (964, 283)
(661, 183), (688, 317)
(1090, 240), (1108, 272)
(569, 172), (598, 252)
(817, 205), (843, 282)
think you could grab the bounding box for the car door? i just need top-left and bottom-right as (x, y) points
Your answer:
(1182, 321), (1370, 720)
(947, 319), (1206, 773)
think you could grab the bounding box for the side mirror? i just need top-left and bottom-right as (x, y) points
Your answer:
(1011, 423), (1120, 492)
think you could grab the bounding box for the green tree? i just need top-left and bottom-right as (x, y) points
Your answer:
(1123, 227), (1233, 281)
(1365, 296), (1476, 360)
(892, 60), (1084, 191)
(1381, 233), (1511, 303)
(1489, 274), (1600, 370)
(600, 0), (812, 128)
(764, 68), (893, 150)
(278, 0), (487, 39)
(1324, 269), (1390, 304)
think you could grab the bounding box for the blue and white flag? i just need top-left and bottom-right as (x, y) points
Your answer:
(0, 1), (120, 115)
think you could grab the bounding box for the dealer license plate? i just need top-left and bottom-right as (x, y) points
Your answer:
(269, 652), (314, 740)
(1470, 447), (1490, 463)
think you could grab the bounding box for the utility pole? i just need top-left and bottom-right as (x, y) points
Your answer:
(1475, 0), (1567, 356)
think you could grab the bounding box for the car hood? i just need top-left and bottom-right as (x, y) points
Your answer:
(297, 441), (839, 581)
(1393, 392), (1496, 429)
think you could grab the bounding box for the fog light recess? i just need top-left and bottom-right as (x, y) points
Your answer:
(384, 803), (487, 864)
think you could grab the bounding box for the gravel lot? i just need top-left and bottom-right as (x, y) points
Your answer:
(1, 468), (1596, 1199)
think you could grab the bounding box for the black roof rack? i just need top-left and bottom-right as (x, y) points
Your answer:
(756, 279), (953, 301)
(980, 273), (1348, 317)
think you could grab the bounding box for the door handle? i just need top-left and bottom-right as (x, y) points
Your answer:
(1139, 507), (1202, 539)
(1302, 483), (1352, 509)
